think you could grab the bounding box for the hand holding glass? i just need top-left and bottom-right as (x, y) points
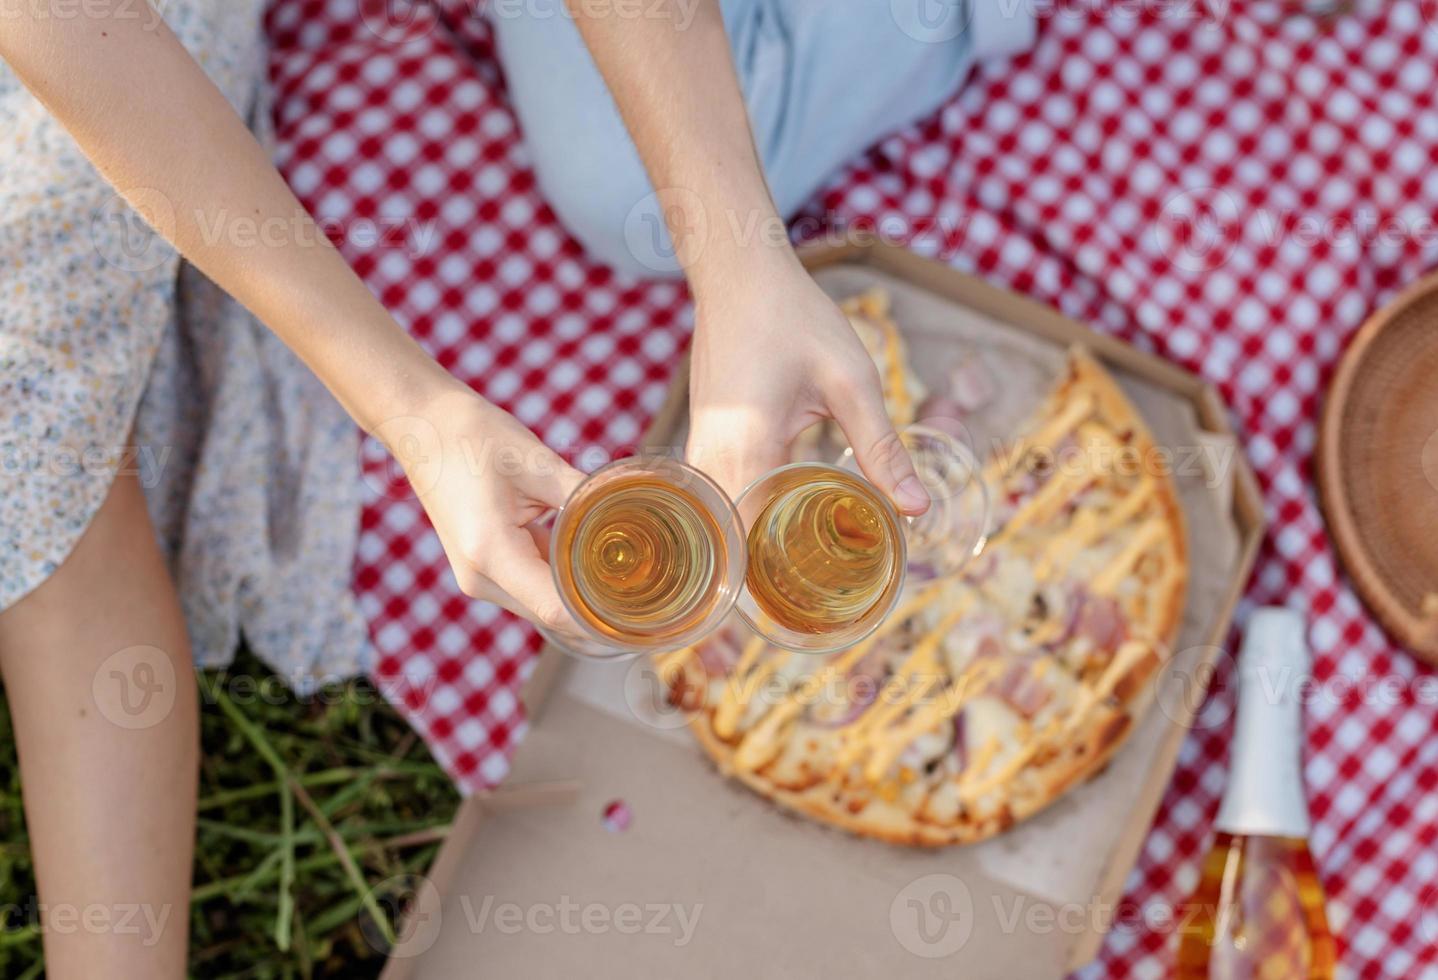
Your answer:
(734, 424), (989, 654)
(540, 456), (747, 660)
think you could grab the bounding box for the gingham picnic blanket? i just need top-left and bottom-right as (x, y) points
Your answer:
(266, 2), (1438, 975)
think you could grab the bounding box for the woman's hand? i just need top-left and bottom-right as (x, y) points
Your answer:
(686, 255), (929, 514)
(377, 385), (584, 631)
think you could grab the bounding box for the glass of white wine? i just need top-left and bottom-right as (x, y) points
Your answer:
(735, 424), (989, 654)
(540, 455), (747, 660)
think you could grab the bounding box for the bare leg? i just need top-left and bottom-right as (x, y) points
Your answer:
(0, 471), (196, 978)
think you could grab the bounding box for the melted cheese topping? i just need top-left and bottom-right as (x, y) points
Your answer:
(1037, 479), (1154, 579)
(655, 646), (693, 686)
(1091, 518), (1166, 595)
(832, 598), (972, 765)
(861, 658), (1002, 782)
(712, 636), (780, 739)
(728, 582), (950, 773)
(994, 463), (1090, 542)
(983, 393), (1095, 486)
(883, 324), (913, 424)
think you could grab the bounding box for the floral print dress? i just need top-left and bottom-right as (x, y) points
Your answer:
(0, 0), (369, 686)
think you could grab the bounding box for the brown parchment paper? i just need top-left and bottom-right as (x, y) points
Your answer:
(404, 260), (1253, 980)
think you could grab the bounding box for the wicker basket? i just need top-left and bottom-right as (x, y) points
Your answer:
(1318, 272), (1438, 662)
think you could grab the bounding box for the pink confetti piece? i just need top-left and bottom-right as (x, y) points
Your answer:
(601, 799), (632, 833)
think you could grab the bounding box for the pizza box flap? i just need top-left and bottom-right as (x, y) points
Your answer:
(385, 242), (1264, 980)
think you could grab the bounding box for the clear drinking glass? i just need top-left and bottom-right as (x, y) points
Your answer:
(539, 455), (747, 660)
(734, 424), (989, 654)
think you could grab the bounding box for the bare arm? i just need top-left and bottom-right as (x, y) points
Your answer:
(0, 4), (583, 628)
(0, 5), (445, 430)
(567, 2), (927, 512)
(563, 1), (782, 293)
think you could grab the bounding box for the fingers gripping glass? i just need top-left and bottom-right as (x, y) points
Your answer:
(855, 425), (990, 581)
(734, 425), (990, 654)
(540, 456), (747, 660)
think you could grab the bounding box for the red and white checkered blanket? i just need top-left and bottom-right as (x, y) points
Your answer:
(266, 1), (1438, 974)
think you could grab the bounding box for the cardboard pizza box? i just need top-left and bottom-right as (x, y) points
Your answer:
(381, 241), (1265, 980)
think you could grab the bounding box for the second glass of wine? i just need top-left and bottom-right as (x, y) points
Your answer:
(735, 424), (990, 654)
(541, 455), (747, 660)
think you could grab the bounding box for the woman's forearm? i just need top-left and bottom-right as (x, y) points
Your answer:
(564, 0), (800, 301)
(0, 3), (458, 432)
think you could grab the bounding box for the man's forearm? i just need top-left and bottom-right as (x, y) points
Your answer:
(565, 0), (798, 300)
(0, 3), (456, 432)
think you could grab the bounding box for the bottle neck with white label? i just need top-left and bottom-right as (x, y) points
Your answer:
(1214, 607), (1312, 840)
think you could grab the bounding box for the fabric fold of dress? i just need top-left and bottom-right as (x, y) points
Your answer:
(0, 0), (369, 687)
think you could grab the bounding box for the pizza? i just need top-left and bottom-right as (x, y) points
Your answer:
(656, 294), (1189, 846)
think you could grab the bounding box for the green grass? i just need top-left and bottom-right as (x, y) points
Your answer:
(0, 649), (461, 979)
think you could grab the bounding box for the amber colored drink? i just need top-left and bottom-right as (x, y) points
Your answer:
(743, 466), (904, 636)
(1177, 833), (1336, 979)
(554, 473), (729, 644)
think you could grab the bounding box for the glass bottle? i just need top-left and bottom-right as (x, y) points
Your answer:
(1176, 607), (1337, 979)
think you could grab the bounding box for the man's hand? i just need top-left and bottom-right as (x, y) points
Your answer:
(379, 387), (585, 631)
(686, 255), (929, 514)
